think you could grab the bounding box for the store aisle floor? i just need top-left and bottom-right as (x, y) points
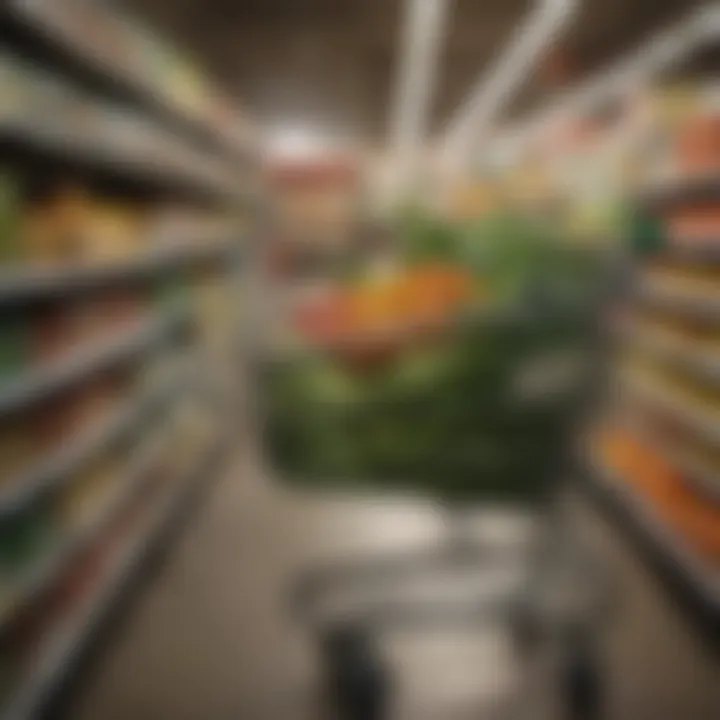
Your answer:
(66, 452), (719, 720)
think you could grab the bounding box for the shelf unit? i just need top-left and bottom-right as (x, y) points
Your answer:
(0, 1), (263, 207)
(0, 372), (175, 521)
(2, 435), (230, 720)
(637, 171), (720, 211)
(620, 370), (720, 448)
(0, 1), (259, 717)
(590, 172), (720, 625)
(585, 457), (720, 623)
(0, 117), (239, 205)
(636, 281), (720, 323)
(625, 324), (720, 386)
(1, 0), (257, 169)
(0, 427), (169, 637)
(624, 419), (720, 506)
(0, 313), (183, 419)
(0, 241), (240, 307)
(661, 242), (720, 266)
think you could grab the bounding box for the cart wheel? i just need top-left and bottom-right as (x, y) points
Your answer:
(319, 622), (390, 720)
(560, 629), (604, 720)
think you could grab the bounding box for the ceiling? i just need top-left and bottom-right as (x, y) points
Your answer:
(120, 0), (712, 150)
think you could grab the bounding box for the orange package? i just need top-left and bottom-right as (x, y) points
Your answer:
(601, 429), (720, 560)
(670, 487), (720, 560)
(676, 114), (720, 174)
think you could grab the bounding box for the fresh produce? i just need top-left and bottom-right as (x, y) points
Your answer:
(268, 211), (600, 500)
(293, 264), (478, 350)
(396, 209), (462, 264)
(270, 300), (593, 500)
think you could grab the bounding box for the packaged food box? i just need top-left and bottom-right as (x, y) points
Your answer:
(0, 311), (30, 387)
(98, 290), (147, 332)
(56, 456), (118, 531)
(0, 172), (23, 265)
(80, 203), (147, 265)
(0, 415), (41, 489)
(0, 500), (56, 591)
(641, 265), (720, 302)
(42, 537), (109, 627)
(601, 428), (720, 560)
(32, 394), (79, 456)
(66, 377), (121, 440)
(666, 204), (720, 242)
(60, 290), (146, 353)
(31, 305), (79, 366)
(155, 274), (190, 313)
(676, 114), (720, 174)
(23, 186), (94, 266)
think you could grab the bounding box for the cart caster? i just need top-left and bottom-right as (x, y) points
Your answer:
(560, 629), (604, 720)
(320, 622), (391, 720)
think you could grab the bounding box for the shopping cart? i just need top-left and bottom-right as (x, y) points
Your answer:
(261, 287), (610, 720)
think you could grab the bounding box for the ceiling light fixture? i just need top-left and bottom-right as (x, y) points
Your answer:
(439, 0), (577, 171)
(388, 0), (451, 194)
(266, 125), (334, 161)
(500, 2), (720, 161)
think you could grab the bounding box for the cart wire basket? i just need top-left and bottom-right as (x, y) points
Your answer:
(263, 299), (598, 502)
(260, 267), (609, 720)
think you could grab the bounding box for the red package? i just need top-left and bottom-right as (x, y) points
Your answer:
(31, 306), (79, 367)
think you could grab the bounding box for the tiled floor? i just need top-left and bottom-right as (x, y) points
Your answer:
(67, 453), (719, 720)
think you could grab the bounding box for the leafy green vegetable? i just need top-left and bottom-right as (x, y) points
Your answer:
(265, 211), (601, 500)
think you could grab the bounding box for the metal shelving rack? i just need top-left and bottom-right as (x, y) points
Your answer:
(0, 241), (240, 307)
(588, 174), (720, 628)
(0, 314), (183, 418)
(0, 1), (260, 716)
(587, 458), (720, 619)
(2, 0), (258, 169)
(2, 432), (230, 720)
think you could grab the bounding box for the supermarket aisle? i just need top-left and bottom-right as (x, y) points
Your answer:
(66, 450), (314, 720)
(65, 454), (719, 720)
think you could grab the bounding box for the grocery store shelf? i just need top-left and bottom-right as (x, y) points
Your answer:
(0, 429), (169, 639)
(662, 242), (720, 266)
(0, 434), (229, 720)
(584, 456), (720, 621)
(666, 450), (720, 506)
(0, 313), (184, 419)
(0, 372), (184, 520)
(636, 282), (720, 323)
(2, 0), (257, 169)
(0, 117), (239, 205)
(638, 171), (720, 210)
(629, 326), (720, 386)
(0, 241), (241, 307)
(621, 371), (720, 447)
(654, 442), (720, 506)
(623, 420), (720, 506)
